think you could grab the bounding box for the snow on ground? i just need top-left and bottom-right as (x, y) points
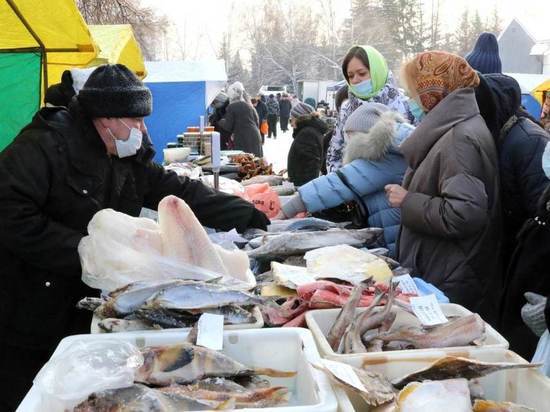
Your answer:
(262, 123), (293, 174)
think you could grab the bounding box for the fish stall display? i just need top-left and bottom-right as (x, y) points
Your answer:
(77, 279), (264, 332)
(78, 195), (254, 292)
(316, 355), (541, 411)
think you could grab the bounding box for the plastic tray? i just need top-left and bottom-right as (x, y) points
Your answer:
(18, 328), (338, 412)
(90, 305), (264, 333)
(305, 303), (509, 360)
(328, 348), (550, 411)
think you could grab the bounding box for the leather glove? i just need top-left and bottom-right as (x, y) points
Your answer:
(247, 207), (270, 231)
(521, 292), (548, 337)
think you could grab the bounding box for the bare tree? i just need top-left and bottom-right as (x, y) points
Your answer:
(76, 0), (168, 60)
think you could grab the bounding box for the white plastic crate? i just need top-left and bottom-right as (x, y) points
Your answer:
(18, 328), (338, 412)
(305, 303), (509, 360)
(327, 348), (550, 411)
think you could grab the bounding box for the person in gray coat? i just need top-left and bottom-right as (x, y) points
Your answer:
(386, 51), (502, 325)
(219, 82), (263, 157)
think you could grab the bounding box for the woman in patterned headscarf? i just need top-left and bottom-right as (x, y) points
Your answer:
(325, 45), (414, 173)
(385, 51), (503, 325)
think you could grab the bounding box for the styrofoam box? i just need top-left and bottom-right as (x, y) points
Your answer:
(328, 348), (550, 412)
(18, 328), (338, 412)
(305, 303), (509, 360)
(90, 305), (264, 333)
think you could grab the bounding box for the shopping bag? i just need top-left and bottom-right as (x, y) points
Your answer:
(260, 120), (268, 135)
(244, 183), (281, 219)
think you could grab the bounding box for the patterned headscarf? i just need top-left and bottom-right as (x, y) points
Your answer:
(403, 51), (480, 112)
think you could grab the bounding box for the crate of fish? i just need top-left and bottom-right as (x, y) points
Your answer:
(19, 328), (338, 412)
(313, 347), (549, 411)
(305, 300), (509, 360)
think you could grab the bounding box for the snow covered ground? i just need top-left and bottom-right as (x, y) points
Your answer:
(262, 123), (293, 174)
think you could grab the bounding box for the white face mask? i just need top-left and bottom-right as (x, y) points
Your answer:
(108, 119), (143, 158)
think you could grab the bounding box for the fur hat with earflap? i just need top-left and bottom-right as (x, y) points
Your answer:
(343, 103), (414, 164)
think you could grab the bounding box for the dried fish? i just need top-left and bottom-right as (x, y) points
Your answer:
(377, 314), (486, 349)
(327, 278), (374, 351)
(345, 291), (386, 353)
(73, 383), (235, 411)
(314, 363), (395, 406)
(160, 383), (289, 408)
(392, 356), (541, 389)
(97, 318), (160, 333)
(367, 312), (397, 352)
(136, 343), (296, 386)
(246, 228), (383, 260)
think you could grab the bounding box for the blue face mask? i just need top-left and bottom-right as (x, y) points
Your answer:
(408, 99), (425, 122)
(350, 79), (373, 98)
(542, 142), (550, 179)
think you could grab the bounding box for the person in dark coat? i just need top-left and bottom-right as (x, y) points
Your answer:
(388, 52), (502, 325)
(286, 102), (328, 186)
(44, 70), (76, 107)
(0, 64), (269, 410)
(219, 82), (263, 156)
(279, 93), (292, 132)
(209, 92), (232, 150)
(251, 96), (268, 143)
(474, 74), (549, 267)
(266, 94), (280, 139)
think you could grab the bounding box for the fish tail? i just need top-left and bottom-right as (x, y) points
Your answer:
(254, 367), (297, 377)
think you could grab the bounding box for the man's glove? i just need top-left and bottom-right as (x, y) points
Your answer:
(247, 207), (270, 231)
(521, 292), (548, 337)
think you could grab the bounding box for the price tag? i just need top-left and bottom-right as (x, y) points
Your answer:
(196, 313), (224, 350)
(392, 274), (420, 295)
(321, 359), (366, 393)
(410, 294), (448, 326)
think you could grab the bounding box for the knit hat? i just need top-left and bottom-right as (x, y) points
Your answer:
(290, 102), (315, 119)
(466, 33), (502, 74)
(228, 81), (245, 102)
(402, 51), (480, 112)
(77, 64), (152, 118)
(343, 102), (389, 133)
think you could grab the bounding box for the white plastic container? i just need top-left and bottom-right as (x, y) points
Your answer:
(18, 328), (338, 412)
(328, 348), (550, 412)
(305, 303), (508, 360)
(90, 305), (264, 333)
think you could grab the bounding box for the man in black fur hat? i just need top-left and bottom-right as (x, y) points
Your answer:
(0, 64), (269, 409)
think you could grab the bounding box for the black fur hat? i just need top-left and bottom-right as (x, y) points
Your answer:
(78, 64), (152, 118)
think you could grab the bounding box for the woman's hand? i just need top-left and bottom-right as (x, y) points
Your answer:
(385, 184), (408, 208)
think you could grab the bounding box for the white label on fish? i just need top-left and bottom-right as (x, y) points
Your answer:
(392, 274), (419, 295)
(321, 359), (367, 393)
(196, 313), (224, 350)
(410, 294), (448, 326)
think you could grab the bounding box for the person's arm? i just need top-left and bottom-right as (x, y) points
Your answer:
(142, 162), (269, 232)
(218, 105), (234, 133)
(0, 136), (83, 273)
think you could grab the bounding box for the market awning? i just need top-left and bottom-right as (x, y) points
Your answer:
(0, 0), (99, 150)
(532, 79), (550, 104)
(88, 24), (146, 79)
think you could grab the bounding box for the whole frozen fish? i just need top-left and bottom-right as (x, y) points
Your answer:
(97, 318), (160, 333)
(136, 343), (296, 386)
(73, 383), (234, 411)
(377, 314), (486, 349)
(391, 356), (541, 389)
(247, 228), (383, 260)
(144, 282), (264, 311)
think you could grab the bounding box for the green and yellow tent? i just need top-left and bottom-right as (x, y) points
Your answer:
(0, 0), (98, 150)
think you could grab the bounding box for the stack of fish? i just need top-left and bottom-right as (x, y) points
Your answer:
(325, 281), (486, 354)
(77, 279), (264, 333)
(262, 278), (413, 328)
(317, 356), (539, 411)
(74, 343), (296, 411)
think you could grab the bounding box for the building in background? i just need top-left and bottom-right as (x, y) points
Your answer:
(498, 18), (543, 74)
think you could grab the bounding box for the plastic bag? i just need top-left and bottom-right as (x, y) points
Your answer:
(33, 339), (143, 411)
(532, 329), (550, 377)
(200, 175), (247, 198)
(244, 183), (281, 219)
(260, 120), (268, 135)
(79, 209), (223, 291)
